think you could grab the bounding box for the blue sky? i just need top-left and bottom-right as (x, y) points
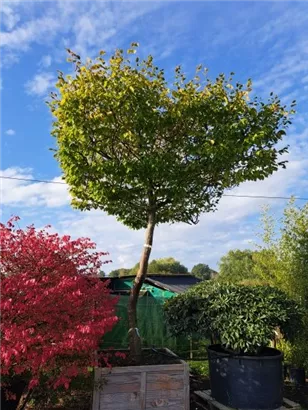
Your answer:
(1, 1), (308, 273)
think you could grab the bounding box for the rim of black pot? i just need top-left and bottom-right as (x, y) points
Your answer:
(207, 344), (283, 361)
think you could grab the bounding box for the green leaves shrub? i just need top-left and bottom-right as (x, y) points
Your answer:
(164, 282), (303, 354)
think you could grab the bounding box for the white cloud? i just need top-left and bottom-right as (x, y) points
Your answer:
(253, 38), (308, 103)
(39, 54), (52, 68)
(25, 72), (55, 96)
(1, 4), (20, 31)
(0, 2), (163, 63)
(1, 15), (61, 52)
(0, 167), (69, 208)
(5, 129), (15, 135)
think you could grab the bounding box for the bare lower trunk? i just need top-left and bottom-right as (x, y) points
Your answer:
(16, 386), (33, 410)
(128, 212), (155, 362)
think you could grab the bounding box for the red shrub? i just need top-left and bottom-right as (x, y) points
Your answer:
(0, 217), (118, 390)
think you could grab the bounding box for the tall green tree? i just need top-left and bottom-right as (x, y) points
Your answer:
(130, 257), (188, 275)
(109, 268), (131, 277)
(108, 269), (120, 278)
(218, 249), (258, 283)
(254, 201), (308, 369)
(49, 44), (293, 359)
(191, 263), (215, 280)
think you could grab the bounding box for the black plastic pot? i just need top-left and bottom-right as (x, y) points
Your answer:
(208, 344), (283, 410)
(289, 367), (306, 387)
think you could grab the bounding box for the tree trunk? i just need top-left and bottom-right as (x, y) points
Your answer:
(16, 386), (32, 410)
(128, 212), (155, 362)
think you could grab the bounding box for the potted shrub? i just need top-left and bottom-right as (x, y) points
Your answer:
(164, 282), (303, 410)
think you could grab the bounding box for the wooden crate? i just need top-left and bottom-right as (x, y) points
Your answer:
(194, 390), (301, 410)
(92, 350), (189, 410)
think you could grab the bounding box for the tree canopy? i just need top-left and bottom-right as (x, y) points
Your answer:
(191, 263), (216, 280)
(218, 249), (259, 283)
(49, 44), (292, 231)
(130, 257), (188, 275)
(109, 268), (131, 277)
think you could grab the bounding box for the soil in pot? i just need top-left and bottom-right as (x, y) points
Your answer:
(99, 348), (181, 367)
(208, 344), (283, 410)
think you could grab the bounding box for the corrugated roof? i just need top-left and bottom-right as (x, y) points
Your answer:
(145, 275), (201, 293)
(101, 274), (201, 294)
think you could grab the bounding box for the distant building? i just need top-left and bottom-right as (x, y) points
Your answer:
(101, 275), (201, 356)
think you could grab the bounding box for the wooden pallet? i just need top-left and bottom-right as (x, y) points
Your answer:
(194, 390), (301, 410)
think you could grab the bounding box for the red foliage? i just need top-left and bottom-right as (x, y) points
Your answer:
(0, 217), (118, 390)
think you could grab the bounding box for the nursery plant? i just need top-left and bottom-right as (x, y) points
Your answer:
(49, 43), (294, 359)
(164, 281), (303, 354)
(0, 217), (118, 410)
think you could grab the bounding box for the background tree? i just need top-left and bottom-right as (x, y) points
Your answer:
(218, 249), (259, 283)
(49, 44), (292, 358)
(119, 268), (131, 277)
(254, 201), (308, 370)
(109, 270), (120, 278)
(191, 263), (216, 280)
(0, 218), (117, 409)
(130, 257), (188, 275)
(109, 268), (131, 277)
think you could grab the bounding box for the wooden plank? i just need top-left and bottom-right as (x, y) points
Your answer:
(102, 401), (140, 410)
(195, 391), (235, 410)
(283, 398), (301, 409)
(100, 392), (140, 404)
(146, 405), (183, 410)
(195, 391), (301, 410)
(147, 373), (184, 391)
(146, 390), (184, 400)
(102, 382), (140, 394)
(99, 364), (184, 374)
(183, 362), (190, 410)
(146, 396), (184, 408)
(103, 373), (141, 385)
(92, 368), (101, 410)
(140, 371), (146, 410)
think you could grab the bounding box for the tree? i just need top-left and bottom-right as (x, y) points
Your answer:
(0, 217), (118, 409)
(218, 249), (259, 283)
(108, 268), (131, 277)
(253, 201), (308, 370)
(254, 201), (308, 301)
(49, 44), (293, 359)
(130, 257), (188, 275)
(191, 263), (215, 280)
(119, 268), (131, 277)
